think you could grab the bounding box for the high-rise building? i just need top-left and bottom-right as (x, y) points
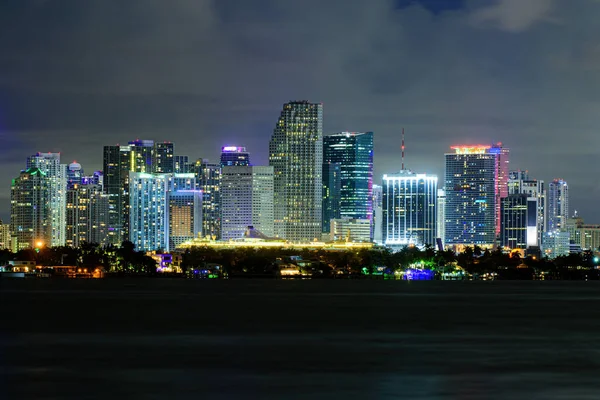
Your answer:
(128, 172), (169, 251)
(322, 132), (374, 236)
(168, 190), (203, 251)
(330, 217), (371, 242)
(547, 179), (568, 233)
(382, 171), (437, 247)
(372, 184), (383, 244)
(154, 142), (174, 173)
(491, 143), (510, 237)
(437, 189), (446, 245)
(220, 146), (251, 167)
(67, 161), (84, 189)
(269, 100), (323, 242)
(0, 221), (10, 250)
(444, 145), (499, 247)
(507, 170), (545, 247)
(500, 194), (530, 249)
(10, 168), (51, 250)
(26, 152), (67, 246)
(221, 166), (274, 240)
(542, 231), (570, 258)
(66, 183), (110, 247)
(174, 155), (190, 173)
(191, 159), (221, 239)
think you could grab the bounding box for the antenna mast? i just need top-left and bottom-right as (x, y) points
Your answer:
(401, 127), (405, 171)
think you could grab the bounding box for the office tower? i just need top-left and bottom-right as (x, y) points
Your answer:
(437, 188), (446, 244)
(26, 152), (67, 246)
(372, 184), (383, 244)
(382, 171), (437, 247)
(128, 172), (169, 251)
(547, 179), (568, 232)
(330, 217), (371, 242)
(491, 143), (510, 237)
(174, 155), (190, 173)
(507, 170), (545, 247)
(168, 189), (203, 251)
(191, 159), (221, 239)
(10, 168), (51, 250)
(322, 162), (341, 233)
(500, 194), (530, 249)
(0, 221), (10, 250)
(154, 142), (174, 173)
(444, 145), (498, 247)
(269, 100), (323, 241)
(220, 146), (251, 167)
(542, 231), (570, 258)
(66, 183), (110, 247)
(168, 173), (196, 191)
(221, 166), (274, 240)
(67, 161), (84, 189)
(322, 132), (374, 236)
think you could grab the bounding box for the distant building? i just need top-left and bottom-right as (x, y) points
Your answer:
(129, 172), (169, 251)
(322, 132), (374, 236)
(0, 221), (11, 250)
(372, 184), (383, 244)
(500, 194), (530, 249)
(269, 100), (323, 242)
(382, 171), (437, 247)
(168, 189), (203, 251)
(330, 218), (371, 242)
(547, 179), (568, 233)
(436, 188), (446, 244)
(66, 183), (110, 247)
(10, 167), (51, 250)
(221, 166), (274, 240)
(507, 170), (545, 247)
(154, 142), (174, 173)
(67, 162), (84, 189)
(220, 146), (251, 167)
(542, 231), (570, 258)
(190, 159), (221, 239)
(174, 155), (190, 173)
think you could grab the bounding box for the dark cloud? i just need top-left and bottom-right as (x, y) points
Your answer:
(1, 0), (600, 222)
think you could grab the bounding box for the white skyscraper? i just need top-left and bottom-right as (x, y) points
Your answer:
(269, 100), (323, 242)
(437, 188), (446, 245)
(129, 172), (169, 251)
(221, 166), (274, 240)
(547, 179), (568, 233)
(26, 153), (67, 246)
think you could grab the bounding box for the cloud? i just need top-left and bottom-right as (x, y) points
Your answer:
(470, 0), (555, 32)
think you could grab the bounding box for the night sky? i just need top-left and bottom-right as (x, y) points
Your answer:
(1, 0), (599, 221)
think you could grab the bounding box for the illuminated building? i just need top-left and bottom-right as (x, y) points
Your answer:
(169, 173), (196, 191)
(547, 179), (568, 232)
(129, 172), (169, 251)
(190, 159), (221, 239)
(220, 146), (251, 167)
(500, 194), (530, 249)
(154, 142), (174, 173)
(507, 170), (545, 247)
(221, 166), (274, 240)
(542, 231), (570, 258)
(168, 189), (202, 251)
(372, 184), (383, 244)
(10, 167), (51, 250)
(330, 217), (371, 242)
(444, 145), (502, 246)
(26, 152), (67, 246)
(437, 189), (446, 244)
(67, 161), (83, 189)
(322, 162), (341, 233)
(0, 221), (10, 250)
(322, 132), (374, 236)
(82, 171), (103, 186)
(269, 100), (323, 242)
(382, 171), (437, 247)
(66, 183), (110, 247)
(174, 155), (190, 173)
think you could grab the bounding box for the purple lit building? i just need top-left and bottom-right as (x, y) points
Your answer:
(220, 146), (250, 167)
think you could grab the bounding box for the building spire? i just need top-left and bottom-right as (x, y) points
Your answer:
(401, 127), (405, 171)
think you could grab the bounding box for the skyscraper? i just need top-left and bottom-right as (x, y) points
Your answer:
(67, 161), (83, 189)
(128, 172), (169, 251)
(444, 145), (498, 247)
(322, 162), (341, 234)
(382, 171), (437, 247)
(490, 143), (510, 237)
(547, 179), (568, 233)
(220, 146), (251, 167)
(191, 159), (221, 239)
(372, 184), (383, 244)
(10, 168), (51, 250)
(269, 100), (323, 242)
(168, 189), (202, 251)
(26, 152), (67, 246)
(221, 166), (274, 240)
(174, 155), (190, 173)
(500, 194), (529, 249)
(437, 188), (446, 244)
(154, 142), (174, 173)
(507, 170), (545, 247)
(66, 182), (109, 247)
(322, 132), (374, 236)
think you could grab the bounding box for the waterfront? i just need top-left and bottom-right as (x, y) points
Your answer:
(3, 279), (600, 399)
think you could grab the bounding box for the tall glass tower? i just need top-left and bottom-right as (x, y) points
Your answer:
(322, 132), (374, 236)
(128, 172), (169, 251)
(547, 179), (568, 232)
(444, 145), (498, 247)
(269, 100), (323, 242)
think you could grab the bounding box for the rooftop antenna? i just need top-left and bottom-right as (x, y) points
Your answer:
(401, 127), (405, 171)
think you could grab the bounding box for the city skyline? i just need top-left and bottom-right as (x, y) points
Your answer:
(1, 1), (599, 223)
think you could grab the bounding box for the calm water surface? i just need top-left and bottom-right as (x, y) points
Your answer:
(2, 279), (600, 399)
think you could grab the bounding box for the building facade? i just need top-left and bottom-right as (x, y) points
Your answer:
(66, 183), (110, 247)
(221, 166), (274, 240)
(168, 190), (203, 251)
(444, 146), (498, 247)
(191, 159), (222, 239)
(372, 184), (383, 244)
(382, 171), (437, 247)
(220, 146), (251, 167)
(128, 172), (169, 251)
(322, 132), (374, 236)
(547, 179), (569, 233)
(269, 100), (323, 242)
(500, 194), (532, 249)
(507, 170), (545, 247)
(330, 218), (371, 242)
